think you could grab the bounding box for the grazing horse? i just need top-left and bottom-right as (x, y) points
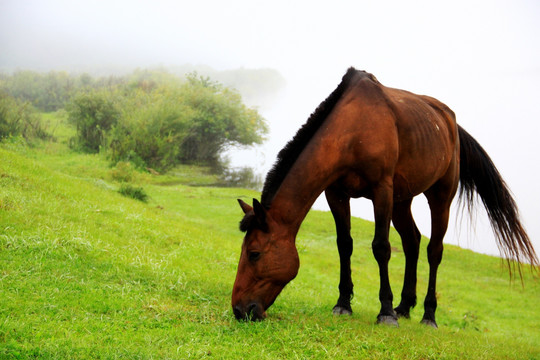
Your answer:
(231, 68), (538, 327)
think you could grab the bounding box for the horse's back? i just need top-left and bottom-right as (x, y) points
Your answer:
(328, 73), (460, 199)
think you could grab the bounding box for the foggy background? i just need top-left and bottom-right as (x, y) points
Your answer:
(2, 0), (539, 258)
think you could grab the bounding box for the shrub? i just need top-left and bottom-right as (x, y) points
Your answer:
(106, 87), (193, 172)
(110, 161), (136, 182)
(106, 77), (267, 172)
(67, 90), (120, 152)
(0, 70), (76, 111)
(61, 72), (268, 173)
(118, 184), (148, 202)
(0, 92), (49, 141)
(179, 73), (267, 166)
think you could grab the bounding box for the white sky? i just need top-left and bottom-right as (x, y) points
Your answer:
(1, 0), (539, 257)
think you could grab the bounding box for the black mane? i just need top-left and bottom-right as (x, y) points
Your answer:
(260, 67), (365, 208)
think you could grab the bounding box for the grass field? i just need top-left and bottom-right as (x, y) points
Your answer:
(1, 114), (539, 359)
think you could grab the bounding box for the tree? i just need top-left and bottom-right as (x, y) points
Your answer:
(105, 74), (268, 172)
(179, 73), (267, 166)
(107, 86), (193, 171)
(0, 71), (75, 111)
(67, 90), (120, 152)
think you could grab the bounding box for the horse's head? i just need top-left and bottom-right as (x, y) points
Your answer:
(232, 198), (299, 321)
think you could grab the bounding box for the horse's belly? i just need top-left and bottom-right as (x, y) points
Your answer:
(393, 147), (455, 200)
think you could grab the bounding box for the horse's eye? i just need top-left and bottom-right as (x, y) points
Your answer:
(248, 251), (261, 262)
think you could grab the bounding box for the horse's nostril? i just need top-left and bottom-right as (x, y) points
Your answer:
(247, 303), (257, 316)
(247, 303), (265, 321)
(233, 305), (244, 320)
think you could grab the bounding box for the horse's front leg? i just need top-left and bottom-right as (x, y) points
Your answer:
(325, 188), (353, 315)
(371, 181), (398, 326)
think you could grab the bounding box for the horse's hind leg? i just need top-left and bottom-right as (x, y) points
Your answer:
(422, 181), (456, 328)
(392, 199), (421, 319)
(325, 187), (354, 315)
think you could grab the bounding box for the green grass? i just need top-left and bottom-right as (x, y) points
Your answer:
(0, 118), (539, 359)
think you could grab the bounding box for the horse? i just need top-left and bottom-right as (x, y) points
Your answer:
(231, 67), (538, 327)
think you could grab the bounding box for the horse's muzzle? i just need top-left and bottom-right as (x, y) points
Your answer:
(233, 302), (267, 321)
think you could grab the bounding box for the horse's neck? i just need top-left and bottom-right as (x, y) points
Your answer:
(268, 140), (343, 236)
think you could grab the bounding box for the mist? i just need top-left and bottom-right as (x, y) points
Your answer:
(2, 0), (539, 257)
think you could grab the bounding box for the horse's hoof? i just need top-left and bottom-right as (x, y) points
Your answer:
(421, 319), (438, 328)
(394, 307), (410, 319)
(376, 315), (399, 327)
(332, 306), (352, 316)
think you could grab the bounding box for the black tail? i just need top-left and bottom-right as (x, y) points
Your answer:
(458, 125), (538, 276)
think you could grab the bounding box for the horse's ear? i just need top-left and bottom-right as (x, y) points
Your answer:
(252, 198), (266, 225)
(238, 199), (253, 214)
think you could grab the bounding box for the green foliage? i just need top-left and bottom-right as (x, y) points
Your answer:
(0, 70), (77, 111)
(179, 73), (267, 166)
(0, 91), (48, 141)
(1, 68), (270, 172)
(0, 66), (285, 113)
(107, 86), (193, 171)
(109, 161), (138, 182)
(118, 183), (148, 202)
(105, 72), (267, 172)
(67, 90), (120, 153)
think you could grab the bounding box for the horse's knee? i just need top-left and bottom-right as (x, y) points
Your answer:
(337, 236), (353, 257)
(372, 238), (391, 263)
(427, 241), (444, 266)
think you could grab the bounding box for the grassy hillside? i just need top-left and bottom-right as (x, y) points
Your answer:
(1, 132), (539, 358)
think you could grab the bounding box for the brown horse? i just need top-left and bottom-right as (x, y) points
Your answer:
(231, 68), (538, 327)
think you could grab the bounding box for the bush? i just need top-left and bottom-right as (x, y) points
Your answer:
(118, 184), (148, 202)
(107, 87), (193, 171)
(0, 70), (124, 112)
(106, 75), (267, 172)
(58, 71), (268, 173)
(110, 161), (136, 182)
(0, 92), (48, 141)
(67, 90), (120, 152)
(179, 73), (267, 166)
